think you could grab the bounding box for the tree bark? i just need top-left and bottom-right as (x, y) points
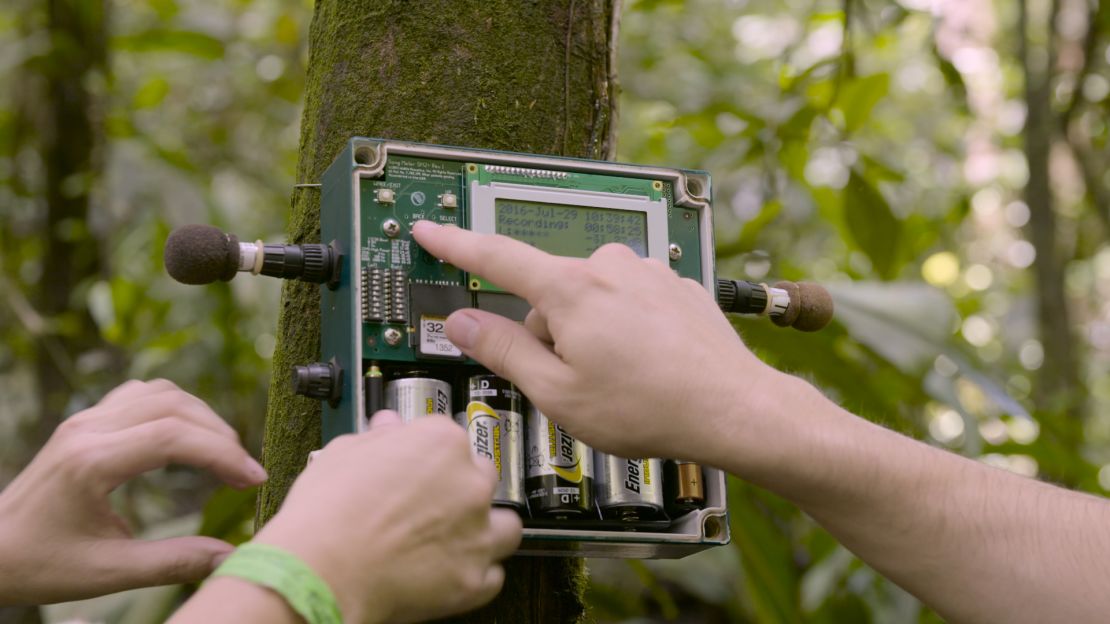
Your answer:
(0, 4), (107, 622)
(29, 0), (109, 446)
(258, 2), (621, 622)
(1019, 0), (1084, 436)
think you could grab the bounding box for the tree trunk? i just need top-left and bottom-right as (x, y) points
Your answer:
(257, 2), (621, 622)
(30, 0), (109, 447)
(1019, 0), (1084, 439)
(0, 4), (107, 622)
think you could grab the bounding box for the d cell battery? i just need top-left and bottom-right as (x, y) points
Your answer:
(385, 376), (451, 423)
(525, 405), (595, 518)
(595, 454), (665, 521)
(454, 374), (526, 510)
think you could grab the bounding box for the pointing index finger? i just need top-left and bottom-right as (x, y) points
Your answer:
(411, 221), (559, 304)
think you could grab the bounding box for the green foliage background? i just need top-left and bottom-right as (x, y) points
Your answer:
(2, 0), (1109, 621)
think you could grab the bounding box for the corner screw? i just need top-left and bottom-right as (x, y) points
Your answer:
(669, 243), (683, 262)
(382, 219), (401, 238)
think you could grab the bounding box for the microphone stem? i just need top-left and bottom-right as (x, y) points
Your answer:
(238, 241), (264, 273)
(717, 278), (791, 317)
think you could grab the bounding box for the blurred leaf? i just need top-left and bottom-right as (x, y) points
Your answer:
(717, 200), (782, 260)
(837, 73), (889, 134)
(843, 172), (902, 279)
(931, 44), (969, 112)
(810, 592), (873, 624)
(800, 546), (854, 612)
(729, 480), (803, 623)
(132, 77), (170, 109)
(198, 485), (257, 545)
(114, 29), (225, 60)
(643, 544), (744, 608)
(860, 154), (905, 183)
(147, 0), (180, 20)
(275, 13), (301, 45)
(828, 281), (955, 373)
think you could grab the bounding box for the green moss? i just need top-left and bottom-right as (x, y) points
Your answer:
(260, 2), (619, 622)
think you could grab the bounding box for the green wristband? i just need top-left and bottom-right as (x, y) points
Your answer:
(211, 542), (343, 624)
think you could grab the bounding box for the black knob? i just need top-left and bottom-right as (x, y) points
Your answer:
(301, 244), (328, 283)
(716, 278), (738, 312)
(292, 361), (342, 406)
(716, 278), (767, 315)
(260, 242), (341, 288)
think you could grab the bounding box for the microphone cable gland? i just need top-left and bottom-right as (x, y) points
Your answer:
(300, 244), (329, 284)
(292, 360), (343, 407)
(715, 278), (768, 315)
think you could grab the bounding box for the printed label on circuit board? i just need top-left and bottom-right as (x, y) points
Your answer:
(419, 315), (463, 358)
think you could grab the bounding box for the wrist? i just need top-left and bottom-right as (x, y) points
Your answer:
(253, 517), (381, 624)
(718, 371), (925, 512)
(173, 576), (304, 623)
(706, 369), (852, 494)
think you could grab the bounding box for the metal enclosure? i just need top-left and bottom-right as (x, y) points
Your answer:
(317, 138), (729, 558)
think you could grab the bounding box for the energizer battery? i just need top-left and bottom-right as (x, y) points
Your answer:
(454, 374), (526, 510)
(526, 405), (595, 518)
(665, 460), (707, 515)
(594, 454), (665, 521)
(385, 374), (451, 423)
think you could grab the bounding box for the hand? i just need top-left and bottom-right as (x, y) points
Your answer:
(412, 221), (781, 462)
(254, 411), (522, 624)
(0, 379), (266, 605)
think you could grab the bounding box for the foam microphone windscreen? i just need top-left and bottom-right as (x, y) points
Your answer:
(164, 225), (240, 285)
(772, 281), (834, 332)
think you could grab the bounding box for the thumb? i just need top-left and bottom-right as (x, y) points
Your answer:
(445, 309), (568, 392)
(368, 409), (403, 429)
(103, 536), (234, 590)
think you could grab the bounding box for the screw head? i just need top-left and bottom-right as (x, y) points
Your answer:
(383, 327), (403, 346)
(668, 243), (683, 261)
(382, 219), (401, 237)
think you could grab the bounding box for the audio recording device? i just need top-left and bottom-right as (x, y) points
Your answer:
(164, 138), (834, 558)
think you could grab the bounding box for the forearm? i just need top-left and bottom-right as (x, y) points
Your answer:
(714, 373), (1110, 624)
(169, 577), (303, 623)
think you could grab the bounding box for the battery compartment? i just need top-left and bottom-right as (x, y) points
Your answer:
(366, 360), (730, 558)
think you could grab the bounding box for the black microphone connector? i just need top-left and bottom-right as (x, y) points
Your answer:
(164, 225), (340, 288)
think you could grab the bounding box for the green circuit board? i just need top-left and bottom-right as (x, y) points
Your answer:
(357, 155), (705, 362)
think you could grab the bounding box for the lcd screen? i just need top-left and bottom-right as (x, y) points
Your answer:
(494, 199), (648, 258)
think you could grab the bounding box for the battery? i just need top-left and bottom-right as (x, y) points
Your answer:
(385, 375), (452, 423)
(454, 374), (526, 510)
(665, 460), (706, 515)
(525, 405), (595, 518)
(595, 454), (665, 521)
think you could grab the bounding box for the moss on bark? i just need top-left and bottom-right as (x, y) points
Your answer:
(259, 1), (619, 622)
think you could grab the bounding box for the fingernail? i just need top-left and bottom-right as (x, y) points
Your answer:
(448, 310), (481, 349)
(412, 220), (439, 234)
(244, 458), (268, 484)
(368, 409), (403, 429)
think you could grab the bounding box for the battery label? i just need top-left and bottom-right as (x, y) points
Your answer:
(624, 458), (646, 493)
(418, 315), (462, 358)
(386, 378), (451, 423)
(528, 419), (593, 483)
(458, 375), (525, 510)
(464, 401), (503, 474)
(548, 420), (585, 483)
